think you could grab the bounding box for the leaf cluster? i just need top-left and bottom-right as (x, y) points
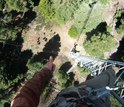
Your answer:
(83, 33), (117, 58)
(39, 0), (110, 33)
(116, 18), (124, 35)
(1, 0), (34, 12)
(39, 0), (83, 24)
(27, 58), (44, 77)
(55, 70), (73, 89)
(68, 25), (79, 38)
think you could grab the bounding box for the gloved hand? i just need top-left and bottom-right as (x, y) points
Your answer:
(44, 56), (55, 72)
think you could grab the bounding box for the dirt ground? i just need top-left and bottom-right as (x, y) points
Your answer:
(22, 21), (87, 106)
(21, 1), (123, 106)
(22, 21), (87, 80)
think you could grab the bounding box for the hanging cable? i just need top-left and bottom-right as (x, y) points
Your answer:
(72, 1), (96, 51)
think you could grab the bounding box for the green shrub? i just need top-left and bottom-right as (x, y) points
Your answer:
(6, 0), (33, 12)
(55, 70), (73, 89)
(41, 82), (53, 100)
(83, 33), (117, 58)
(78, 67), (90, 77)
(68, 25), (79, 38)
(110, 96), (121, 107)
(99, 0), (110, 4)
(116, 24), (124, 35)
(39, 0), (55, 21)
(27, 59), (44, 76)
(39, 0), (83, 24)
(73, 1), (106, 34)
(39, 0), (110, 33)
(114, 10), (124, 35)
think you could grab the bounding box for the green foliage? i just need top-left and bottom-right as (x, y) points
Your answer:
(0, 27), (17, 40)
(116, 18), (124, 35)
(0, 0), (35, 40)
(39, 0), (55, 21)
(0, 0), (34, 12)
(0, 0), (36, 103)
(0, 73), (25, 103)
(99, 0), (110, 4)
(78, 67), (90, 77)
(41, 82), (53, 100)
(117, 24), (124, 35)
(5, 0), (34, 12)
(0, 61), (6, 86)
(83, 33), (117, 58)
(114, 10), (122, 20)
(55, 70), (73, 89)
(27, 58), (44, 76)
(110, 10), (124, 36)
(73, 1), (106, 34)
(0, 0), (5, 11)
(39, 0), (110, 33)
(68, 25), (79, 38)
(0, 12), (18, 40)
(110, 96), (121, 107)
(0, 100), (11, 107)
(39, 0), (83, 24)
(83, 0), (111, 4)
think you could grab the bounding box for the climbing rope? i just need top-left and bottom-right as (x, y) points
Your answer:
(72, 1), (96, 51)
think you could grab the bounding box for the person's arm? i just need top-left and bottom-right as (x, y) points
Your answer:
(11, 57), (55, 107)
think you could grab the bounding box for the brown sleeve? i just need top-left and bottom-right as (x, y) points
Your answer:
(11, 68), (53, 107)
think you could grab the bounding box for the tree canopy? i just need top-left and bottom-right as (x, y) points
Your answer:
(0, 0), (124, 106)
(0, 0), (35, 41)
(3, 0), (34, 12)
(39, 0), (112, 34)
(83, 33), (117, 58)
(0, 0), (36, 104)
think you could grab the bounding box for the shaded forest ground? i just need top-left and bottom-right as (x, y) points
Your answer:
(22, 20), (88, 82)
(21, 20), (89, 106)
(21, 19), (122, 106)
(1, 0), (124, 106)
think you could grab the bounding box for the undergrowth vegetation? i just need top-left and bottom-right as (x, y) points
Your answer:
(68, 25), (79, 38)
(55, 70), (74, 89)
(0, 0), (124, 106)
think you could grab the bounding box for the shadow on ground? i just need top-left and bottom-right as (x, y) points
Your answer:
(110, 37), (124, 62)
(0, 7), (37, 102)
(32, 0), (40, 6)
(18, 9), (36, 28)
(31, 34), (61, 64)
(59, 62), (72, 73)
(0, 32), (33, 82)
(109, 37), (124, 80)
(58, 61), (75, 87)
(86, 22), (107, 41)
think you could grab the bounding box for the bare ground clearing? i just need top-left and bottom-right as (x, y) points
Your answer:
(22, 21), (87, 106)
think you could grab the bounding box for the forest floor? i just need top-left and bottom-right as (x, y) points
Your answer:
(14, 1), (123, 106)
(22, 21), (87, 106)
(22, 21), (87, 82)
